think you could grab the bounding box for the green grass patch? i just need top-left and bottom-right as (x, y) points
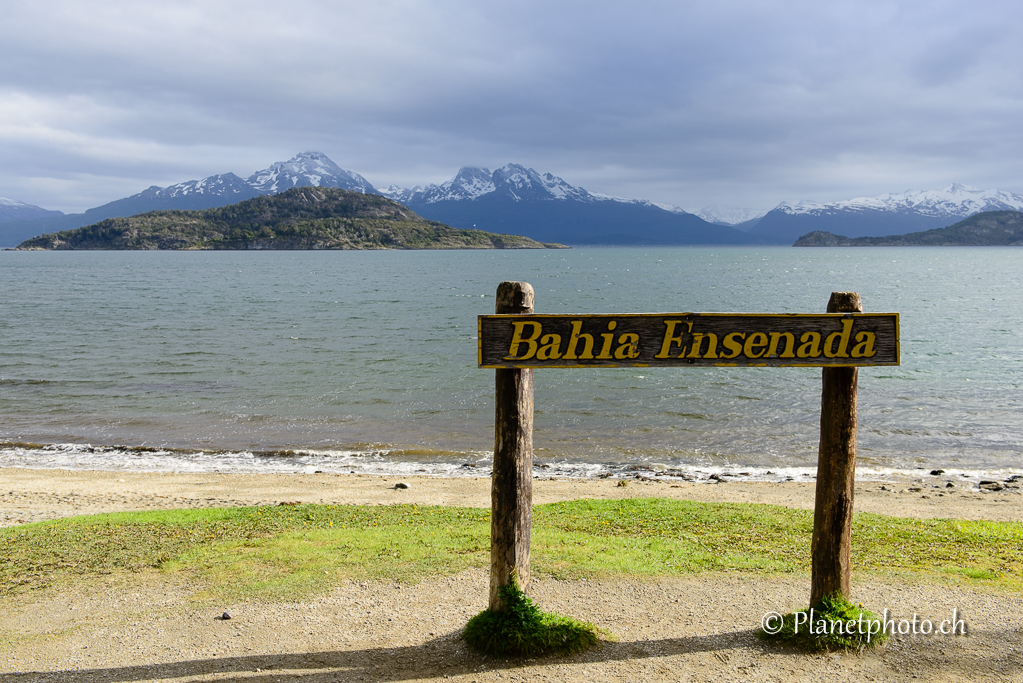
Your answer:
(759, 593), (889, 651)
(463, 579), (602, 657)
(2, 498), (1020, 601)
(1, 504), (490, 600)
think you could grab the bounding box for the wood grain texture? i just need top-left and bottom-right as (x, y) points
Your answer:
(479, 312), (899, 368)
(490, 281), (535, 611)
(810, 292), (862, 607)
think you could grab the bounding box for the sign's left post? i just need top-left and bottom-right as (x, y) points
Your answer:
(489, 281), (535, 611)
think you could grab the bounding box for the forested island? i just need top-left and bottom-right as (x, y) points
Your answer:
(15, 187), (566, 250)
(793, 210), (1023, 246)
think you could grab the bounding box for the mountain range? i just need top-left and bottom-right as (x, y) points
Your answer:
(748, 185), (1023, 244)
(3, 152), (1022, 247)
(0, 196), (64, 224)
(0, 152), (379, 246)
(377, 164), (757, 245)
(694, 205), (767, 228)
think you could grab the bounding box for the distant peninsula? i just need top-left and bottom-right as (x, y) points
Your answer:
(793, 210), (1023, 247)
(16, 187), (567, 250)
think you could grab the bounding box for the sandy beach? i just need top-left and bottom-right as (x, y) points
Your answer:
(2, 467), (1021, 682)
(3, 466), (1021, 527)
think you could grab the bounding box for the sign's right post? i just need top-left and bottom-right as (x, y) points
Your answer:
(810, 291), (862, 607)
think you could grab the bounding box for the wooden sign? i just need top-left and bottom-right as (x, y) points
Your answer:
(482, 285), (890, 618)
(478, 312), (899, 368)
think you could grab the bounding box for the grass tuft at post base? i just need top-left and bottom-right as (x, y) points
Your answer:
(462, 579), (604, 657)
(759, 593), (889, 651)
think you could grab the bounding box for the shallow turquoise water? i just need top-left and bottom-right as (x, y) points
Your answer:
(1, 247), (1020, 478)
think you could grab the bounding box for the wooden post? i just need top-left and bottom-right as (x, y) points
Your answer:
(810, 291), (862, 607)
(490, 281), (535, 611)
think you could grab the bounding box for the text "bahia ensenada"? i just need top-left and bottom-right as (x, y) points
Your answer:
(478, 313), (900, 369)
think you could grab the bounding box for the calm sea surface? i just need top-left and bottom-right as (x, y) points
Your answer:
(1, 247), (1020, 481)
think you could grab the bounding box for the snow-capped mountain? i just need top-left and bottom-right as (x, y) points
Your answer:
(695, 205), (768, 227)
(778, 184), (1023, 218)
(380, 164), (762, 246)
(89, 173), (265, 219)
(38, 172), (266, 233)
(382, 166), (496, 205)
(145, 173), (260, 203)
(2, 152), (378, 246)
(380, 164), (595, 205)
(490, 164), (594, 202)
(381, 164), (695, 213)
(247, 151), (376, 194)
(110, 152), (375, 214)
(0, 197), (67, 246)
(751, 184), (1023, 243)
(7, 155), (757, 247)
(128, 152), (376, 207)
(0, 196), (63, 223)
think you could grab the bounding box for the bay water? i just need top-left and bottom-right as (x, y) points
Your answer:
(1, 247), (1020, 481)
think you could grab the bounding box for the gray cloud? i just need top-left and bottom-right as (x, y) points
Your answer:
(2, 0), (1022, 213)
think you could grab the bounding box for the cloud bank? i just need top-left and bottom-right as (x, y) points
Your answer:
(2, 0), (1021, 212)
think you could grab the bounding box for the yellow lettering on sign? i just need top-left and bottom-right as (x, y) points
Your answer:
(656, 320), (693, 358)
(850, 331), (877, 358)
(687, 332), (719, 359)
(721, 332), (745, 359)
(743, 332), (768, 359)
(767, 332), (796, 358)
(614, 333), (640, 359)
(563, 320), (595, 360)
(537, 334), (563, 360)
(823, 319), (855, 358)
(492, 315), (890, 365)
(505, 321), (542, 360)
(797, 331), (822, 358)
(596, 321), (617, 359)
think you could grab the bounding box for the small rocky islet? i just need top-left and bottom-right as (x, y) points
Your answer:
(15, 186), (567, 251)
(793, 209), (1023, 246)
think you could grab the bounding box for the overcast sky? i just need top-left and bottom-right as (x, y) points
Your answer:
(2, 0), (1022, 213)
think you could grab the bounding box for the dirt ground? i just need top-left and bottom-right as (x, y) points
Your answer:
(1, 468), (1021, 682)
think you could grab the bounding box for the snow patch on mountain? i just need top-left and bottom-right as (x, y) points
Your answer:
(696, 205), (768, 225)
(777, 184), (1023, 218)
(488, 164), (591, 202)
(247, 152), (376, 194)
(384, 164), (593, 204)
(432, 167), (497, 201)
(379, 185), (419, 204)
(589, 193), (689, 214)
(379, 164), (695, 216)
(156, 173), (255, 199)
(104, 152), (377, 209)
(0, 196), (63, 221)
(646, 201), (689, 214)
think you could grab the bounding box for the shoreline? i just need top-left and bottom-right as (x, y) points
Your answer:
(2, 466), (1020, 527)
(2, 441), (1020, 485)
